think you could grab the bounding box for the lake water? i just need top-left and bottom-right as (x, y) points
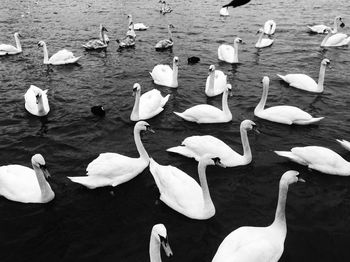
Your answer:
(1, 0), (350, 261)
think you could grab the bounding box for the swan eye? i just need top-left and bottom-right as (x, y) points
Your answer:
(39, 164), (47, 169)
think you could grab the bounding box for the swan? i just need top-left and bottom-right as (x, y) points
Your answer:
(150, 56), (179, 88)
(24, 85), (50, 116)
(336, 139), (350, 151)
(320, 27), (350, 47)
(307, 16), (344, 34)
(212, 170), (304, 262)
(0, 154), (54, 203)
(149, 155), (225, 219)
(167, 120), (256, 167)
(82, 24), (108, 50)
(130, 83), (170, 121)
(277, 58), (330, 93)
(149, 224), (173, 262)
(219, 7), (229, 16)
(0, 32), (22, 55)
(68, 121), (154, 189)
(159, 0), (172, 14)
(155, 24), (175, 50)
(218, 37), (243, 63)
(174, 84), (232, 124)
(116, 24), (136, 48)
(38, 41), (81, 65)
(255, 28), (274, 48)
(264, 20), (276, 35)
(254, 76), (324, 125)
(127, 14), (149, 31)
(275, 145), (350, 176)
(205, 65), (228, 97)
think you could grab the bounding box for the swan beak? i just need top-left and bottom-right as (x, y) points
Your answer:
(40, 165), (51, 178)
(252, 125), (260, 134)
(146, 126), (155, 133)
(213, 157), (226, 168)
(160, 237), (173, 257)
(132, 88), (137, 96)
(297, 174), (305, 183)
(340, 22), (345, 28)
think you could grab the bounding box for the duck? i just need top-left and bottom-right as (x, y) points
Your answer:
(277, 58), (330, 93)
(159, 0), (172, 14)
(149, 155), (225, 220)
(167, 120), (256, 167)
(0, 154), (54, 203)
(91, 105), (105, 117)
(218, 37), (243, 63)
(212, 170), (304, 262)
(320, 27), (350, 47)
(127, 14), (149, 31)
(222, 0), (251, 8)
(205, 65), (228, 97)
(174, 84), (232, 124)
(264, 20), (276, 35)
(150, 56), (179, 88)
(68, 121), (154, 189)
(255, 28), (274, 48)
(38, 40), (81, 65)
(149, 224), (173, 262)
(130, 83), (170, 121)
(24, 85), (50, 117)
(219, 7), (229, 16)
(82, 24), (108, 50)
(254, 76), (324, 125)
(307, 16), (345, 34)
(116, 25), (136, 48)
(0, 32), (22, 55)
(275, 145), (350, 176)
(155, 24), (175, 50)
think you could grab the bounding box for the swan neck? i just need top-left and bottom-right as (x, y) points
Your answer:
(221, 90), (231, 115)
(233, 42), (239, 63)
(172, 62), (178, 87)
(14, 35), (22, 51)
(333, 18), (338, 33)
(198, 162), (213, 211)
(134, 127), (149, 161)
(240, 127), (252, 163)
(33, 165), (52, 202)
(41, 43), (49, 64)
(273, 181), (288, 233)
(321, 32), (331, 46)
(255, 81), (268, 113)
(317, 63), (326, 92)
(257, 31), (264, 45)
(208, 71), (215, 92)
(149, 234), (162, 262)
(168, 27), (173, 41)
(131, 91), (140, 120)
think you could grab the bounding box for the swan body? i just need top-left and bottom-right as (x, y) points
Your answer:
(307, 16), (344, 34)
(277, 58), (330, 93)
(167, 120), (256, 167)
(218, 37), (242, 63)
(275, 146), (350, 176)
(264, 20), (276, 35)
(38, 41), (81, 65)
(205, 65), (228, 97)
(82, 24), (108, 50)
(150, 56), (178, 88)
(212, 170), (303, 262)
(0, 154), (54, 203)
(155, 24), (175, 50)
(130, 83), (170, 121)
(174, 84), (232, 124)
(149, 224), (173, 262)
(0, 32), (22, 55)
(24, 85), (50, 116)
(68, 121), (154, 189)
(321, 28), (350, 47)
(116, 23), (136, 48)
(255, 28), (274, 48)
(127, 14), (148, 31)
(220, 7), (229, 16)
(254, 76), (324, 125)
(150, 155), (225, 220)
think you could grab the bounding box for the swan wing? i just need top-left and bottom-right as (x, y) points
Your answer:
(155, 39), (173, 49)
(0, 44), (19, 54)
(175, 105), (224, 123)
(139, 89), (168, 118)
(83, 39), (107, 49)
(281, 74), (318, 92)
(259, 105), (313, 124)
(24, 86), (39, 114)
(150, 65), (173, 86)
(49, 49), (79, 64)
(307, 24), (327, 33)
(218, 44), (234, 63)
(324, 33), (348, 46)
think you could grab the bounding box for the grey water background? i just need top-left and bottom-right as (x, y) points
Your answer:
(0, 0), (350, 261)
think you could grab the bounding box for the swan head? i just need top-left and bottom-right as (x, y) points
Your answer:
(323, 27), (332, 34)
(100, 24), (108, 32)
(132, 83), (141, 96)
(199, 154), (226, 168)
(14, 32), (22, 38)
(135, 121), (155, 133)
(168, 24), (175, 29)
(208, 65), (215, 75)
(152, 224), (173, 257)
(241, 119), (257, 132)
(321, 58), (330, 66)
(173, 56), (179, 65)
(37, 40), (46, 47)
(31, 154), (50, 178)
(280, 170), (305, 186)
(256, 28), (264, 34)
(335, 16), (345, 28)
(234, 37), (243, 44)
(262, 76), (270, 88)
(225, 84), (233, 96)
(127, 14), (132, 19)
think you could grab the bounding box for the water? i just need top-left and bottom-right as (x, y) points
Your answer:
(1, 0), (350, 261)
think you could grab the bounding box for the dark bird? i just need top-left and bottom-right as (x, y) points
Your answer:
(91, 105), (105, 117)
(223, 0), (251, 8)
(187, 56), (200, 64)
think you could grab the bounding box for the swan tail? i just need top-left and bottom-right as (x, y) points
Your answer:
(161, 94), (170, 106)
(166, 146), (195, 158)
(68, 176), (111, 189)
(274, 151), (307, 165)
(293, 117), (324, 125)
(276, 74), (286, 82)
(336, 139), (350, 152)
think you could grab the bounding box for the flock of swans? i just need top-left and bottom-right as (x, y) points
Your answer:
(0, 1), (350, 261)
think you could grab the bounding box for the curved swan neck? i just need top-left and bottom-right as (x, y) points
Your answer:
(172, 62), (178, 87)
(208, 71), (215, 92)
(317, 63), (326, 92)
(134, 126), (149, 160)
(321, 32), (331, 47)
(233, 42), (239, 63)
(168, 27), (173, 41)
(41, 43), (49, 64)
(149, 234), (162, 262)
(14, 34), (22, 51)
(272, 181), (288, 233)
(221, 90), (231, 115)
(99, 28), (106, 43)
(257, 31), (264, 45)
(131, 91), (140, 120)
(198, 162), (213, 210)
(333, 18), (338, 33)
(240, 126), (252, 163)
(33, 165), (52, 202)
(254, 81), (268, 113)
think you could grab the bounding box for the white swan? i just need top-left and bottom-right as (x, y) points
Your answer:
(82, 24), (108, 50)
(130, 83), (170, 121)
(320, 27), (350, 47)
(219, 7), (229, 16)
(205, 65), (228, 97)
(254, 76), (324, 125)
(0, 32), (22, 55)
(218, 37), (242, 63)
(38, 41), (81, 65)
(174, 84), (232, 124)
(277, 58), (330, 93)
(68, 121), (154, 189)
(116, 23), (136, 48)
(275, 145), (350, 176)
(149, 155), (225, 220)
(255, 28), (274, 48)
(149, 224), (173, 262)
(0, 154), (54, 203)
(336, 139), (350, 151)
(150, 56), (178, 88)
(212, 170), (304, 262)
(24, 85), (50, 116)
(155, 24), (175, 50)
(264, 20), (276, 35)
(307, 16), (344, 34)
(167, 120), (256, 167)
(127, 14), (149, 31)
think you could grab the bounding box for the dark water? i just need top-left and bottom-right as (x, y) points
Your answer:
(1, 0), (350, 261)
